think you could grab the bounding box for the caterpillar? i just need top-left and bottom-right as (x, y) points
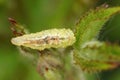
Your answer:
(11, 28), (76, 51)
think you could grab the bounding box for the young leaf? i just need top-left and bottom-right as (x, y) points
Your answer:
(74, 6), (120, 49)
(74, 41), (120, 72)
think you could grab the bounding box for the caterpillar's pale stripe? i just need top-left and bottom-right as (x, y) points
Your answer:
(11, 28), (76, 51)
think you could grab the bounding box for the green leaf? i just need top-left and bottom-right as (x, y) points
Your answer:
(73, 6), (120, 72)
(74, 41), (120, 72)
(74, 6), (120, 49)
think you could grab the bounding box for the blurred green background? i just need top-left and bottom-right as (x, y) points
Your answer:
(0, 0), (120, 80)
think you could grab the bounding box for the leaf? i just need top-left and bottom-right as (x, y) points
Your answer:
(74, 41), (120, 72)
(73, 6), (120, 72)
(74, 6), (120, 49)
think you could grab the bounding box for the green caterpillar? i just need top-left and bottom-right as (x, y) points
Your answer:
(11, 28), (76, 51)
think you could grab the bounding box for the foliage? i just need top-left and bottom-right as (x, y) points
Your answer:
(74, 5), (120, 72)
(9, 5), (120, 80)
